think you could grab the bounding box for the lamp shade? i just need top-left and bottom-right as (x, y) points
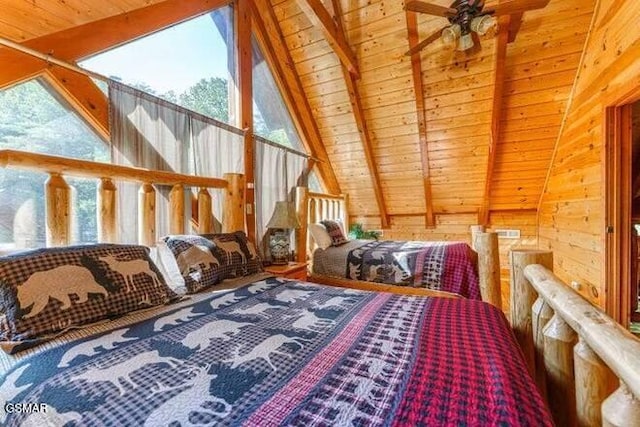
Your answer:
(266, 201), (301, 229)
(457, 33), (475, 51)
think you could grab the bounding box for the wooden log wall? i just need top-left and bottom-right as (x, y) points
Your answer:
(538, 0), (640, 309)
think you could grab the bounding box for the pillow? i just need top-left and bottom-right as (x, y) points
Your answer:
(162, 235), (226, 294)
(149, 241), (186, 294)
(0, 244), (176, 353)
(309, 223), (332, 250)
(203, 231), (263, 278)
(320, 219), (349, 246)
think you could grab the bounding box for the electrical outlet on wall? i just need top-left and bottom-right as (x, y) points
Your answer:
(494, 229), (521, 239)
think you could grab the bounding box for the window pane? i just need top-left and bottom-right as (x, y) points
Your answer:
(0, 79), (108, 250)
(80, 8), (235, 124)
(252, 35), (303, 150)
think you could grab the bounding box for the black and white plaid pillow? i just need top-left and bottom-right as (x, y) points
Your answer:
(162, 235), (226, 293)
(320, 220), (349, 246)
(203, 231), (263, 279)
(0, 244), (176, 353)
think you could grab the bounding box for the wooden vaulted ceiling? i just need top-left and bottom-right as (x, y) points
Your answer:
(0, 0), (595, 231)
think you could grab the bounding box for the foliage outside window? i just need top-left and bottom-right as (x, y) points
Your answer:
(0, 79), (109, 249)
(81, 7), (235, 124)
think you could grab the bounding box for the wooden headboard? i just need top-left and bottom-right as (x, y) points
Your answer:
(0, 149), (246, 247)
(294, 186), (348, 263)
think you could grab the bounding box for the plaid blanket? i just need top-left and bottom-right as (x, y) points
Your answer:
(0, 279), (550, 426)
(346, 240), (481, 299)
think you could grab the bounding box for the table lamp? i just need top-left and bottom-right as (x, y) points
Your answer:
(266, 201), (301, 264)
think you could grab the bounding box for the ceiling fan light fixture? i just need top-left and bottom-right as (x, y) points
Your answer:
(470, 15), (497, 35)
(457, 33), (474, 51)
(441, 24), (461, 46)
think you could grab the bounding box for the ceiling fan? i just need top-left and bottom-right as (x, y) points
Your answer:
(405, 0), (550, 56)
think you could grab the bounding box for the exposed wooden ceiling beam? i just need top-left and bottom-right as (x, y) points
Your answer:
(236, 0), (255, 242)
(45, 69), (109, 140)
(507, 12), (524, 43)
(297, 0), (359, 77)
(251, 0), (341, 195)
(479, 15), (510, 226)
(329, 0), (389, 228)
(0, 0), (229, 89)
(405, 11), (435, 228)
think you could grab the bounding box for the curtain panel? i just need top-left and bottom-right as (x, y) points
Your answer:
(254, 136), (308, 260)
(108, 82), (243, 243)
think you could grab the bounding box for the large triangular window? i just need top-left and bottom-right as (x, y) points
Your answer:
(81, 7), (235, 124)
(0, 78), (109, 250)
(252, 36), (304, 150)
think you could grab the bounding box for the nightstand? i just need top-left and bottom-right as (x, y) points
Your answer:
(264, 262), (308, 281)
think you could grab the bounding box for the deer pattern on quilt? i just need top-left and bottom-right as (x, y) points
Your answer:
(0, 280), (434, 427)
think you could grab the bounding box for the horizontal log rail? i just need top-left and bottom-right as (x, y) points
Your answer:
(513, 251), (640, 426)
(0, 149), (244, 247)
(0, 149), (228, 189)
(307, 191), (346, 201)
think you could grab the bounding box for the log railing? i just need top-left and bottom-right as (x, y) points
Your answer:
(512, 249), (640, 427)
(0, 149), (245, 246)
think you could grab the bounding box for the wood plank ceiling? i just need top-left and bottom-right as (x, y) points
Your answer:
(0, 0), (595, 234)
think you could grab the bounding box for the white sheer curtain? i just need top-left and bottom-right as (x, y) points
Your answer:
(191, 116), (244, 230)
(109, 81), (244, 242)
(255, 137), (307, 258)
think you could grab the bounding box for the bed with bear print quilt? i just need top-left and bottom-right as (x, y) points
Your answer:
(313, 239), (481, 299)
(0, 277), (551, 426)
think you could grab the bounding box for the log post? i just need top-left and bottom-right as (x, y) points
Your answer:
(602, 382), (640, 427)
(169, 184), (185, 235)
(574, 338), (618, 427)
(97, 178), (117, 243)
(543, 314), (578, 427)
(532, 297), (554, 398)
(197, 188), (213, 234)
(138, 183), (156, 246)
(309, 198), (317, 255)
(222, 173), (245, 233)
(470, 225), (485, 250)
(341, 193), (349, 228)
(45, 173), (71, 246)
(473, 232), (501, 309)
(295, 187), (309, 263)
(510, 249), (553, 375)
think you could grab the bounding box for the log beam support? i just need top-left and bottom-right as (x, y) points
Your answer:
(98, 178), (117, 243)
(138, 183), (156, 246)
(45, 173), (71, 247)
(510, 249), (553, 375)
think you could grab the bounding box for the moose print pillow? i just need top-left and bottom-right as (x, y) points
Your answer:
(162, 235), (226, 294)
(203, 231), (264, 279)
(0, 244), (177, 353)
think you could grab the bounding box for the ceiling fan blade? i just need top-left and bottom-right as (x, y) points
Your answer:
(405, 1), (457, 17)
(485, 0), (550, 16)
(405, 25), (448, 56)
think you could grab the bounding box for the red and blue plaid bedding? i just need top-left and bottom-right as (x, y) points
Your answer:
(347, 240), (481, 299)
(0, 278), (550, 426)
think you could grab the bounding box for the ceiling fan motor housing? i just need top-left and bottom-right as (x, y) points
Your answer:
(448, 0), (486, 34)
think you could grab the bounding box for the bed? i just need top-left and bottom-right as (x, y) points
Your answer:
(294, 187), (500, 306)
(0, 273), (552, 426)
(312, 238), (481, 300)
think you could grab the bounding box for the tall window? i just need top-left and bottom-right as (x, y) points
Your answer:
(252, 36), (303, 150)
(0, 78), (109, 249)
(81, 7), (235, 124)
